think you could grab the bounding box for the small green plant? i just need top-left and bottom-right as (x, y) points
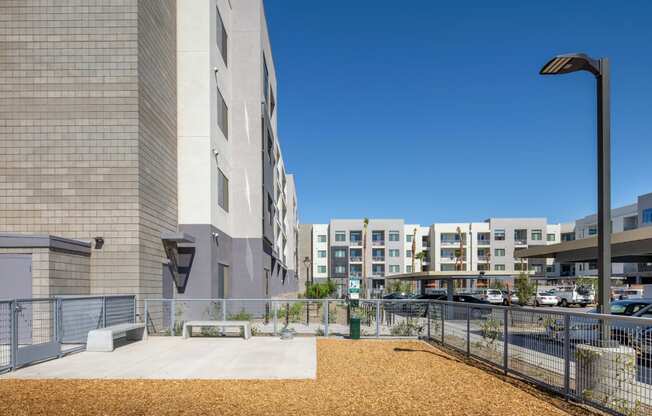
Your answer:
(277, 302), (303, 321)
(390, 319), (423, 336)
(305, 281), (336, 299)
(385, 280), (414, 295)
(228, 309), (253, 321)
(480, 317), (500, 350)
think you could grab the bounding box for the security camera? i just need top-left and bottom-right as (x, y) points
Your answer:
(212, 148), (219, 157)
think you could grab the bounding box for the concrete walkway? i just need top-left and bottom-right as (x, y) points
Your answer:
(1, 336), (316, 380)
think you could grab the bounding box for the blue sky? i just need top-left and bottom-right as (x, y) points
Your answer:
(264, 0), (651, 225)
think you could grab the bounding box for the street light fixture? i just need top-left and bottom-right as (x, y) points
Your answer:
(539, 53), (611, 315)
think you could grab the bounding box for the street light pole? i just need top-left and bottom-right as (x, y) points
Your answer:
(596, 58), (611, 314)
(539, 53), (612, 315)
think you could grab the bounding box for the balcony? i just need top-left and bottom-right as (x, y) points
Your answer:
(349, 256), (362, 263)
(477, 239), (490, 246)
(349, 271), (362, 278)
(350, 240), (363, 247)
(372, 240), (385, 246)
(440, 256), (456, 262)
(477, 256), (490, 262)
(372, 256), (385, 262)
(514, 239), (527, 246)
(440, 240), (460, 247)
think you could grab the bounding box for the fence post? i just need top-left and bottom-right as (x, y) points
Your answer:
(55, 299), (62, 357)
(144, 300), (148, 329)
(132, 296), (137, 323)
(102, 296), (107, 328)
(324, 299), (329, 337)
(441, 304), (445, 344)
(427, 303), (431, 340)
(466, 305), (471, 357)
(563, 313), (571, 397)
(375, 299), (381, 338)
(10, 300), (16, 370)
(222, 299), (227, 321)
(170, 298), (176, 336)
(273, 301), (278, 335)
(503, 308), (509, 374)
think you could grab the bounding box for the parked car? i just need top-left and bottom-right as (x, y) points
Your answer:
(473, 289), (504, 305)
(546, 299), (652, 343)
(383, 292), (413, 300)
(534, 291), (560, 307)
(611, 287), (644, 301)
(548, 285), (594, 307)
(414, 294), (493, 320)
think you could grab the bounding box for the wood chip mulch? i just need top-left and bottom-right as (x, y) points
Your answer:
(0, 339), (575, 416)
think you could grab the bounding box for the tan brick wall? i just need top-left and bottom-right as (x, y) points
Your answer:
(0, 1), (177, 299)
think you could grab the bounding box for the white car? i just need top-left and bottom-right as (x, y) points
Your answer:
(548, 285), (594, 307)
(534, 291), (559, 307)
(474, 289), (504, 304)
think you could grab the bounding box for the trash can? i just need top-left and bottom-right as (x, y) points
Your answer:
(350, 317), (361, 340)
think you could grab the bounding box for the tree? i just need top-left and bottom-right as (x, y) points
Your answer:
(415, 251), (427, 270)
(514, 271), (536, 306)
(386, 279), (413, 295)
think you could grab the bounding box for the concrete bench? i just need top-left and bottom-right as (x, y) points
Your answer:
(86, 322), (147, 352)
(182, 320), (251, 339)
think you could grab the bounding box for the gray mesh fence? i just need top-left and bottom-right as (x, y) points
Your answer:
(59, 297), (104, 352)
(105, 296), (136, 327)
(0, 301), (10, 371)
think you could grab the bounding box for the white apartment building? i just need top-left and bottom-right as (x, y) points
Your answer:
(177, 0), (299, 299)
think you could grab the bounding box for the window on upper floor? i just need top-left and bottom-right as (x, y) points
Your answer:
(588, 226), (597, 236)
(389, 249), (400, 257)
(317, 265), (327, 274)
(335, 231), (346, 242)
(494, 264), (506, 271)
(317, 250), (326, 258)
(531, 229), (542, 241)
(334, 249), (346, 258)
(406, 234), (413, 243)
(494, 229), (505, 241)
(217, 86), (228, 139)
(547, 233), (556, 242)
(644, 209), (652, 224)
(406, 265), (413, 273)
(318, 234), (327, 243)
(406, 249), (413, 258)
(218, 169), (229, 212)
(389, 265), (400, 273)
(263, 55), (269, 103)
(334, 265), (346, 274)
(494, 248), (505, 257)
(216, 5), (228, 65)
(388, 231), (400, 241)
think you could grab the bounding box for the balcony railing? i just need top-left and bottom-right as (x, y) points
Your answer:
(514, 239), (527, 246)
(440, 240), (460, 246)
(349, 256), (362, 263)
(350, 240), (363, 247)
(477, 239), (490, 245)
(477, 255), (490, 262)
(372, 256), (385, 262)
(372, 272), (384, 277)
(372, 240), (385, 246)
(349, 272), (362, 278)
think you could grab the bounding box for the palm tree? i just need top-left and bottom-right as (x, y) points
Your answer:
(415, 250), (426, 271)
(411, 228), (417, 272)
(362, 217), (369, 298)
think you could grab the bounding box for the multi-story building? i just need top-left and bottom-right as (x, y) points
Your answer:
(0, 0), (299, 301)
(300, 192), (652, 292)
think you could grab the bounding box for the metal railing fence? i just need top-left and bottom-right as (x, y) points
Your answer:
(0, 295), (135, 372)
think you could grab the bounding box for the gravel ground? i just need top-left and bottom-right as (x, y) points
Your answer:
(0, 339), (572, 416)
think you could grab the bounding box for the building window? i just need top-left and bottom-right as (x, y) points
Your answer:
(317, 265), (327, 274)
(529, 264), (544, 273)
(389, 249), (400, 257)
(217, 86), (228, 139)
(350, 231), (362, 242)
(263, 55), (269, 103)
(317, 250), (326, 258)
(531, 229), (542, 241)
(406, 265), (413, 273)
(318, 235), (327, 243)
(561, 232), (575, 242)
(514, 229), (527, 244)
(644, 209), (652, 224)
(494, 248), (505, 257)
(334, 249), (346, 258)
(389, 265), (400, 273)
(494, 229), (505, 241)
(440, 264), (456, 271)
(406, 249), (413, 258)
(494, 264), (506, 271)
(388, 231), (400, 241)
(216, 5), (228, 65)
(218, 169), (229, 211)
(335, 265), (346, 274)
(266, 131), (273, 163)
(372, 231), (384, 244)
(588, 226), (597, 236)
(406, 235), (413, 243)
(514, 262), (527, 271)
(547, 233), (556, 242)
(335, 231), (346, 242)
